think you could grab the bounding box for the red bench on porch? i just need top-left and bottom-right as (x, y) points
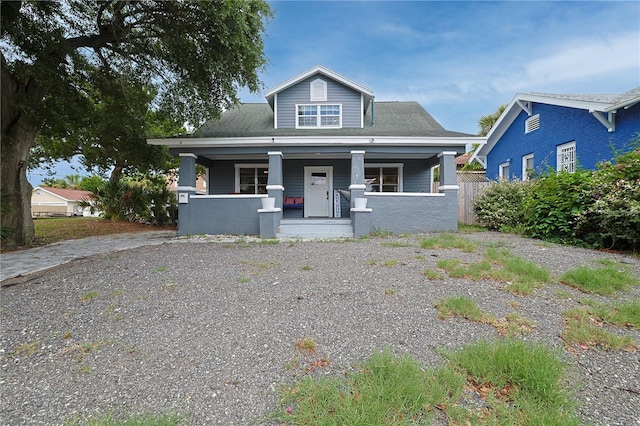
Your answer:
(283, 196), (304, 209)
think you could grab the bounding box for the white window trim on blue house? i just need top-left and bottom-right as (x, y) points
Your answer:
(295, 104), (342, 129)
(364, 163), (403, 192)
(557, 141), (576, 173)
(235, 163), (269, 194)
(522, 153), (534, 180)
(499, 162), (510, 180)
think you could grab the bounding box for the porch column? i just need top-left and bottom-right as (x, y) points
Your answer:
(260, 151), (283, 237)
(349, 150), (366, 209)
(437, 151), (459, 191)
(177, 153), (198, 236)
(437, 151), (460, 231)
(266, 151), (284, 212)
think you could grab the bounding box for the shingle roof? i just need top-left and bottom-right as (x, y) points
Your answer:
(527, 87), (640, 107)
(193, 101), (472, 138)
(35, 187), (91, 201)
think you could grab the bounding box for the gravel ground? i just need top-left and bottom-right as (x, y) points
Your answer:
(1, 232), (639, 425)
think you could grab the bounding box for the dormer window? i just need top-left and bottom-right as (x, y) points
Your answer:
(310, 78), (327, 101)
(296, 104), (342, 128)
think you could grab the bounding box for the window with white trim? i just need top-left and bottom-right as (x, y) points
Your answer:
(522, 153), (534, 180)
(364, 163), (403, 192)
(525, 114), (540, 133)
(296, 104), (342, 128)
(235, 164), (268, 194)
(557, 141), (576, 173)
(499, 162), (510, 180)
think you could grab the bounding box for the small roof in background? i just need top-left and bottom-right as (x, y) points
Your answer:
(34, 187), (91, 201)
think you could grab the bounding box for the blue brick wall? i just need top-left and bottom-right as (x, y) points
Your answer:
(486, 102), (639, 180)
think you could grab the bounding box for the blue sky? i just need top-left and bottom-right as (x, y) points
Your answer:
(29, 0), (640, 186)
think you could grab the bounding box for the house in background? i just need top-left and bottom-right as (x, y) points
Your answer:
(149, 65), (482, 238)
(471, 87), (640, 180)
(31, 186), (94, 217)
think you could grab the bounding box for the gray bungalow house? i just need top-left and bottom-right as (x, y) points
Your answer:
(148, 66), (482, 238)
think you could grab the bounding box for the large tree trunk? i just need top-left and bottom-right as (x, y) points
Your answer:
(1, 59), (48, 246)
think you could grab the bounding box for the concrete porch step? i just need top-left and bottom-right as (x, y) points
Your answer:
(277, 218), (354, 239)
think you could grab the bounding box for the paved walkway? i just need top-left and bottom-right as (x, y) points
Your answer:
(0, 230), (179, 283)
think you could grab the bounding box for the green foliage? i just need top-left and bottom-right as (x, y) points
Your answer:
(575, 143), (640, 249)
(559, 263), (639, 296)
(473, 180), (530, 230)
(521, 169), (593, 244)
(84, 174), (176, 225)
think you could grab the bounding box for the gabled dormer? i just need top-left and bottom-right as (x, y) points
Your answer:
(265, 65), (374, 130)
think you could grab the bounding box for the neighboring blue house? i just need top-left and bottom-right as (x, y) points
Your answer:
(149, 65), (481, 238)
(471, 88), (640, 180)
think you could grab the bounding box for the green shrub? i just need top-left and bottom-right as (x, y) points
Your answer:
(521, 169), (593, 244)
(575, 143), (640, 250)
(473, 179), (530, 230)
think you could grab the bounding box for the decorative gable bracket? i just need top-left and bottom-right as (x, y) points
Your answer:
(516, 100), (533, 116)
(590, 110), (616, 132)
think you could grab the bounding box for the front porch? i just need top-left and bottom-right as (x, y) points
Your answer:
(175, 150), (460, 239)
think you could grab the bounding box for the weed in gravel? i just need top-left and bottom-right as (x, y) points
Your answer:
(420, 233), (477, 252)
(382, 259), (399, 267)
(381, 241), (414, 248)
(576, 298), (640, 328)
(554, 289), (575, 300)
(110, 289), (124, 297)
(443, 339), (579, 426)
(561, 307), (636, 351)
(272, 341), (578, 425)
(259, 239), (279, 245)
(295, 338), (317, 355)
(384, 288), (397, 296)
(151, 267), (166, 273)
(493, 313), (538, 337)
(13, 341), (40, 357)
(458, 224), (486, 233)
(300, 264), (314, 271)
(560, 262), (639, 295)
(80, 290), (99, 302)
(237, 276), (250, 284)
(370, 228), (393, 238)
(435, 296), (489, 322)
(366, 258), (377, 266)
(423, 268), (445, 280)
(486, 247), (551, 295)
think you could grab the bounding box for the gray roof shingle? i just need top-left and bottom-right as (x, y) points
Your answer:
(193, 101), (473, 138)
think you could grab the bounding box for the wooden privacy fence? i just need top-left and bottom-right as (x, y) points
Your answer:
(434, 172), (491, 225)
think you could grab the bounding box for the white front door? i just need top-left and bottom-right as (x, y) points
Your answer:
(304, 166), (333, 217)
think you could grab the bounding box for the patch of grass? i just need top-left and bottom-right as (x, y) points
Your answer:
(384, 288), (396, 296)
(366, 258), (377, 266)
(381, 241), (414, 248)
(486, 247), (552, 295)
(381, 259), (398, 267)
(14, 341), (40, 357)
(443, 339), (579, 426)
(273, 341), (578, 425)
(65, 411), (185, 426)
(237, 276), (250, 284)
(457, 223), (486, 233)
(299, 264), (314, 271)
(436, 296), (536, 337)
(554, 289), (574, 300)
(423, 268), (445, 280)
(259, 238), (279, 245)
(560, 263), (639, 296)
(110, 288), (125, 297)
(420, 233), (477, 252)
(561, 307), (636, 351)
(370, 228), (393, 238)
(151, 267), (166, 273)
(295, 338), (317, 355)
(435, 296), (489, 323)
(80, 290), (99, 302)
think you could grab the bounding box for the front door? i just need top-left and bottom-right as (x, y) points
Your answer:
(304, 166), (333, 217)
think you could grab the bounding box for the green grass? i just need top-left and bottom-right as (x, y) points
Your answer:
(420, 233), (477, 252)
(381, 259), (399, 267)
(423, 268), (445, 280)
(80, 290), (99, 302)
(381, 241), (414, 248)
(560, 263), (639, 295)
(272, 341), (578, 425)
(435, 296), (489, 323)
(579, 298), (640, 328)
(457, 223), (486, 233)
(561, 307), (636, 351)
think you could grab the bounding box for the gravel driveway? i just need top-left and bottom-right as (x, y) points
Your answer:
(1, 232), (639, 425)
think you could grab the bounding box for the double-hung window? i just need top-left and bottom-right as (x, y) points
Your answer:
(522, 153), (534, 180)
(557, 142), (576, 173)
(499, 162), (510, 180)
(296, 104), (341, 128)
(364, 164), (403, 192)
(235, 164), (268, 194)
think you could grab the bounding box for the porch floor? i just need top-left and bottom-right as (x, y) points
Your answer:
(277, 218), (354, 239)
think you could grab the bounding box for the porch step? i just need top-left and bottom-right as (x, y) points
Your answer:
(277, 218), (354, 239)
